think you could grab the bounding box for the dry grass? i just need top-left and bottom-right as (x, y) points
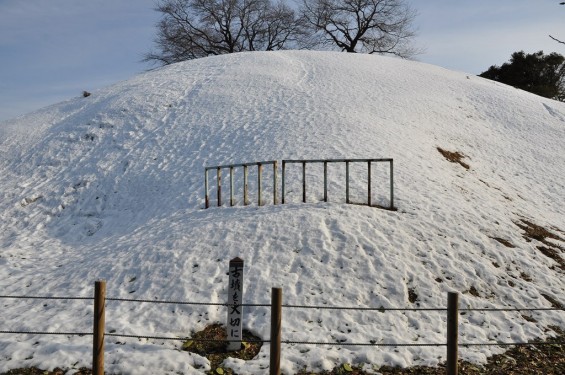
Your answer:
(437, 147), (470, 170)
(516, 220), (563, 243)
(515, 220), (565, 272)
(490, 237), (516, 248)
(181, 323), (263, 374)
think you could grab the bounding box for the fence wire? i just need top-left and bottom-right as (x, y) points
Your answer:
(0, 295), (91, 301)
(0, 295), (271, 307)
(1, 295), (562, 312)
(460, 342), (565, 347)
(105, 333), (269, 343)
(1, 295), (563, 353)
(282, 304), (446, 311)
(460, 307), (563, 312)
(106, 297), (270, 308)
(0, 330), (92, 336)
(282, 340), (445, 347)
(2, 330), (561, 349)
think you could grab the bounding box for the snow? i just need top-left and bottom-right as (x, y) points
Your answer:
(0, 50), (564, 374)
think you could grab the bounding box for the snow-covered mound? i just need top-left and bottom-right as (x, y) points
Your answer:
(0, 51), (564, 374)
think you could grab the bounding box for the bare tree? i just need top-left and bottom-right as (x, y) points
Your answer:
(145, 0), (308, 65)
(301, 0), (419, 57)
(262, 1), (312, 51)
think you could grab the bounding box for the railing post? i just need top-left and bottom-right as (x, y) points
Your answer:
(323, 161), (328, 202)
(204, 169), (209, 209)
(243, 165), (248, 205)
(230, 166), (235, 207)
(281, 161), (286, 204)
(447, 292), (459, 375)
(302, 161), (306, 203)
(217, 167), (222, 207)
(273, 161), (278, 205)
(93, 280), (106, 375)
(270, 287), (282, 375)
(258, 163), (263, 206)
(367, 161), (372, 206)
(390, 160), (394, 209)
(345, 161), (350, 204)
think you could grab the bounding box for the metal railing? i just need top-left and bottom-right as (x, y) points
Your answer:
(281, 158), (394, 209)
(204, 158), (395, 210)
(204, 161), (278, 208)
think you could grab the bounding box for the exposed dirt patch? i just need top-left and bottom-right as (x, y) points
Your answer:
(515, 220), (565, 271)
(437, 147), (470, 170)
(541, 293), (564, 309)
(181, 323), (263, 374)
(407, 288), (418, 303)
(468, 286), (481, 297)
(516, 220), (563, 243)
(491, 237), (515, 248)
(521, 314), (538, 323)
(519, 272), (533, 282)
(537, 246), (565, 271)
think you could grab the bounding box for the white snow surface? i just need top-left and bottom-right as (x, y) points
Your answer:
(0, 50), (564, 374)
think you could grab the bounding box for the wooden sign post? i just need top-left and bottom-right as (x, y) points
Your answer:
(227, 257), (244, 351)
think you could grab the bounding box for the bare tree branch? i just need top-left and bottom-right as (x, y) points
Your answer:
(145, 0), (309, 65)
(550, 35), (565, 45)
(301, 0), (421, 57)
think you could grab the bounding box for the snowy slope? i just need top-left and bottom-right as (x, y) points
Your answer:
(0, 51), (564, 374)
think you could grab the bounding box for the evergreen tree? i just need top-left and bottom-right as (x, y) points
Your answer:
(479, 51), (565, 101)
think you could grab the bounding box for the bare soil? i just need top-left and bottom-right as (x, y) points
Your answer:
(437, 147), (470, 170)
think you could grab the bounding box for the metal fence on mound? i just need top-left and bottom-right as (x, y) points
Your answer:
(204, 159), (395, 210)
(1, 282), (563, 375)
(204, 161), (278, 208)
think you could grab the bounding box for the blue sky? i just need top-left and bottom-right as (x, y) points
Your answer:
(0, 0), (563, 122)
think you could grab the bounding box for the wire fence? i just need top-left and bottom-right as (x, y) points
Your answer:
(1, 284), (563, 375)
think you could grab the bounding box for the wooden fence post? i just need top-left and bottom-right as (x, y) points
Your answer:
(93, 280), (106, 375)
(447, 292), (459, 375)
(270, 287), (282, 375)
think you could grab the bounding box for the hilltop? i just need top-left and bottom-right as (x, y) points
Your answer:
(0, 51), (563, 374)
